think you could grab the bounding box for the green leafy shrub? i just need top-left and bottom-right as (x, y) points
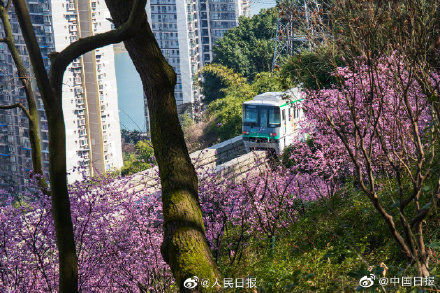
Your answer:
(217, 182), (439, 291)
(121, 140), (156, 176)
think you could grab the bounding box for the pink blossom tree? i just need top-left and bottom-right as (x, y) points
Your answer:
(296, 55), (439, 277)
(286, 0), (440, 277)
(1, 161), (330, 291)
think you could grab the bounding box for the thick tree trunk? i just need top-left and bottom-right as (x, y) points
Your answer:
(45, 104), (78, 293)
(12, 1), (78, 292)
(104, 1), (220, 290)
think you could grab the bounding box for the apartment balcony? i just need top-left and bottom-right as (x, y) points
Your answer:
(78, 151), (90, 160)
(67, 16), (77, 24)
(79, 160), (90, 167)
(79, 144), (90, 151)
(66, 3), (76, 12)
(69, 26), (78, 33)
(77, 147), (89, 153)
(73, 87), (84, 96)
(76, 104), (85, 111)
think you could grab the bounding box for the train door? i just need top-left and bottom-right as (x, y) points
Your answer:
(282, 108), (287, 149)
(288, 106), (293, 145)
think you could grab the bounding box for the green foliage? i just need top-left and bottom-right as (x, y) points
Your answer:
(200, 9), (280, 106)
(251, 71), (287, 94)
(202, 64), (288, 141)
(202, 64), (255, 141)
(280, 47), (345, 90)
(212, 8), (277, 81)
(200, 64), (252, 95)
(207, 92), (255, 141)
(218, 183), (440, 291)
(180, 112), (194, 131)
(121, 129), (146, 144)
(121, 140), (156, 176)
(199, 70), (227, 104)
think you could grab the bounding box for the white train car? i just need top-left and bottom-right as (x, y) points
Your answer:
(242, 88), (304, 155)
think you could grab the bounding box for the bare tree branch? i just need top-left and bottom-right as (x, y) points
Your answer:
(5, 0), (11, 11)
(0, 102), (30, 119)
(410, 177), (440, 229)
(0, 3), (47, 191)
(49, 0), (147, 83)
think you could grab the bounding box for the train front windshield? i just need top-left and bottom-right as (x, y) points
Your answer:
(243, 105), (281, 128)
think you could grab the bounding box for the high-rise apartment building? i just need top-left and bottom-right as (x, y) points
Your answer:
(146, 0), (250, 118)
(51, 0), (123, 181)
(147, 0), (202, 110)
(199, 0), (250, 64)
(0, 0), (54, 189)
(0, 0), (123, 190)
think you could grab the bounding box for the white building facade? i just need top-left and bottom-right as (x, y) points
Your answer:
(51, 0), (123, 182)
(146, 0), (250, 119)
(0, 0), (53, 189)
(0, 0), (123, 190)
(199, 0), (250, 64)
(147, 0), (202, 110)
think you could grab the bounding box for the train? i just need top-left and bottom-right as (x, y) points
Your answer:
(242, 88), (304, 155)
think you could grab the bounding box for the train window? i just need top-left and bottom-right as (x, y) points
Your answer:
(282, 109), (286, 121)
(260, 109), (268, 128)
(243, 105), (258, 126)
(268, 107), (281, 127)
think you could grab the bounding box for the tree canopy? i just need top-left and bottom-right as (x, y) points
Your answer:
(202, 64), (286, 141)
(212, 8), (277, 81)
(280, 47), (345, 90)
(121, 140), (156, 176)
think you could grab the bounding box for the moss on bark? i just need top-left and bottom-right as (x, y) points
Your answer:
(0, 4), (47, 191)
(104, 1), (221, 290)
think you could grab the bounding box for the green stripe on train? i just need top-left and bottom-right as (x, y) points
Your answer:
(242, 133), (280, 140)
(280, 98), (304, 108)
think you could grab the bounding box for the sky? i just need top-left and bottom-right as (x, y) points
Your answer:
(251, 0), (276, 15)
(115, 52), (146, 132)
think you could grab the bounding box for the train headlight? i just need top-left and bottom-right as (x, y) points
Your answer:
(270, 132), (276, 136)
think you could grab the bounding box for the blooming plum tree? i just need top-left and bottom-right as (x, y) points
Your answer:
(297, 55), (439, 277)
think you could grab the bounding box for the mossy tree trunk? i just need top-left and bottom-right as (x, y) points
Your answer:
(104, 1), (221, 291)
(0, 2), (47, 192)
(12, 0), (147, 291)
(11, 1), (78, 291)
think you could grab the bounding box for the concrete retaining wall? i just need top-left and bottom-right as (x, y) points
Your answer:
(214, 151), (268, 184)
(118, 136), (268, 194)
(189, 135), (247, 168)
